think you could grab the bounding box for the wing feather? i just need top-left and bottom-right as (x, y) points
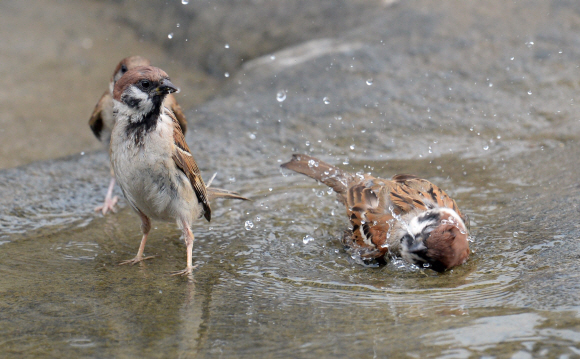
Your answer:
(167, 108), (211, 221)
(165, 94), (188, 135)
(88, 90), (110, 140)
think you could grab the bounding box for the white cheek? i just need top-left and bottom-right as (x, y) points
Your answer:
(113, 100), (133, 119)
(407, 215), (436, 237)
(127, 86), (153, 113)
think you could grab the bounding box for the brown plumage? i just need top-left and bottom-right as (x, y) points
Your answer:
(88, 56), (187, 215)
(281, 154), (470, 272)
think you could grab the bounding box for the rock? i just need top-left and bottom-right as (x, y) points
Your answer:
(114, 0), (393, 76)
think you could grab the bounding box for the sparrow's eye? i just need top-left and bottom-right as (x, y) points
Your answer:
(121, 64), (128, 73)
(140, 80), (151, 89)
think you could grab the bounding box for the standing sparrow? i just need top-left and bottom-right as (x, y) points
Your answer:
(281, 154), (470, 272)
(110, 66), (247, 276)
(89, 56), (188, 214)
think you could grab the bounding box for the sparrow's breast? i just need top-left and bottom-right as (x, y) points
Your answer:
(112, 115), (201, 222)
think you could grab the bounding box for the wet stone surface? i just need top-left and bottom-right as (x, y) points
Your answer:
(1, 0), (580, 358)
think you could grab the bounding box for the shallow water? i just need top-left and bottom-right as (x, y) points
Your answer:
(1, 141), (579, 358)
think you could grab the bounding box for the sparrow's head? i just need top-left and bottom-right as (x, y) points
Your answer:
(111, 56), (151, 84)
(113, 66), (178, 117)
(400, 207), (470, 272)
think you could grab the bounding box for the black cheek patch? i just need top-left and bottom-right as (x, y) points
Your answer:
(419, 211), (440, 224)
(126, 98), (142, 108)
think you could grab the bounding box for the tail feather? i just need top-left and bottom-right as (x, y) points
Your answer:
(206, 187), (249, 201)
(280, 154), (353, 195)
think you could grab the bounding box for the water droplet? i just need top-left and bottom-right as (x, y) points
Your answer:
(305, 141), (311, 147)
(80, 152), (85, 156)
(248, 133), (256, 140)
(527, 90), (532, 95)
(323, 97), (330, 105)
(224, 43), (229, 49)
(302, 235), (314, 244)
(497, 135), (502, 139)
(488, 83), (493, 87)
(224, 72), (230, 78)
(366, 78), (373, 85)
(510, 57), (515, 61)
(276, 91), (286, 102)
(270, 55), (276, 60)
(513, 231), (519, 238)
(307, 159), (319, 168)
(176, 23), (180, 28)
(525, 41), (534, 48)
(181, 0), (189, 4)
(167, 33), (174, 39)
(349, 144), (355, 150)
(244, 221), (254, 230)
(483, 145), (489, 150)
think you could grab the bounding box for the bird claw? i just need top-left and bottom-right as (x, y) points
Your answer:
(170, 264), (198, 277)
(118, 255), (156, 266)
(95, 196), (119, 215)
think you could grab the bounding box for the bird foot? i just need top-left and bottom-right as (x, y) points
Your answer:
(170, 264), (198, 277)
(118, 255), (156, 266)
(95, 196), (119, 215)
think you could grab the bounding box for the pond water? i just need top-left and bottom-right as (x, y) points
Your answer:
(1, 139), (579, 358)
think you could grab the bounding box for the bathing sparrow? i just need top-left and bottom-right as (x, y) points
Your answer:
(281, 154), (470, 272)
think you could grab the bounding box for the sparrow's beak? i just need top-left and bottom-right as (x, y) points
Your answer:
(156, 79), (179, 95)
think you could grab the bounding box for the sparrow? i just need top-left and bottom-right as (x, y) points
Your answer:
(281, 154), (470, 272)
(88, 56), (188, 215)
(110, 66), (248, 276)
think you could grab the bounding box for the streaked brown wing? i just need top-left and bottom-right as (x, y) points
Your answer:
(343, 176), (394, 258)
(165, 94), (188, 135)
(167, 108), (211, 221)
(391, 177), (464, 220)
(88, 90), (110, 141)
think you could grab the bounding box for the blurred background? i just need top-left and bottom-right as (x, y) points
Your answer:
(0, 0), (388, 168)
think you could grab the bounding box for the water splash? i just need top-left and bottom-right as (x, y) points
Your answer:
(302, 235), (314, 244)
(276, 91), (286, 102)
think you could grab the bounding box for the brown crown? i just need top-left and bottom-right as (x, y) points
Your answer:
(113, 66), (171, 101)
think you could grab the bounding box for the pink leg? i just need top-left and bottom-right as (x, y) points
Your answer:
(171, 220), (196, 276)
(119, 210), (156, 265)
(95, 176), (119, 215)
